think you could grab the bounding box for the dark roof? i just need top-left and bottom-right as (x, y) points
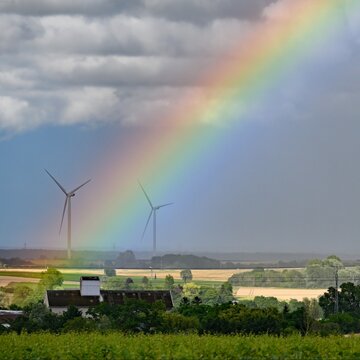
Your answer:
(0, 310), (23, 323)
(80, 276), (100, 281)
(46, 290), (101, 307)
(101, 290), (173, 310)
(46, 290), (173, 310)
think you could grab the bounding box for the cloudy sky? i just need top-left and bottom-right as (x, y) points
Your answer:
(1, 0), (360, 255)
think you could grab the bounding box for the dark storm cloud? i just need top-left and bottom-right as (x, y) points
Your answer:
(0, 0), (276, 22)
(0, 0), (143, 16)
(0, 0), (358, 135)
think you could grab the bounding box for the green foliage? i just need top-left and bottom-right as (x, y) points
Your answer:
(218, 281), (234, 303)
(219, 304), (283, 335)
(319, 282), (360, 317)
(228, 256), (358, 289)
(228, 268), (306, 288)
(180, 269), (193, 283)
(164, 274), (175, 289)
(63, 317), (96, 332)
(152, 254), (221, 268)
(161, 312), (199, 333)
(104, 268), (116, 277)
(62, 305), (83, 322)
(142, 276), (149, 287)
(4, 333), (360, 359)
(125, 277), (134, 289)
(12, 285), (33, 307)
(39, 268), (64, 290)
(101, 276), (124, 290)
(182, 282), (200, 300)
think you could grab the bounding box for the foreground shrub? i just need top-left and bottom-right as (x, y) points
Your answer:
(2, 333), (360, 359)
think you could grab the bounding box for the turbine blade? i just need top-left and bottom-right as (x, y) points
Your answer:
(59, 197), (68, 234)
(138, 181), (153, 208)
(158, 202), (173, 209)
(142, 210), (153, 239)
(70, 179), (91, 194)
(45, 169), (67, 195)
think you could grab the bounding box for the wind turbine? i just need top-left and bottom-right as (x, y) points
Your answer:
(45, 169), (91, 260)
(139, 182), (173, 256)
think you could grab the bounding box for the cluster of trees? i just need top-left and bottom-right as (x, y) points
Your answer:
(151, 255), (221, 269)
(105, 252), (222, 269)
(0, 268), (63, 308)
(6, 291), (359, 336)
(0, 298), (321, 336)
(229, 256), (360, 289)
(102, 269), (234, 306)
(7, 277), (360, 335)
(229, 268), (305, 288)
(316, 282), (360, 334)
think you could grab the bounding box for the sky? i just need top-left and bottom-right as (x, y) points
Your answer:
(1, 0), (360, 255)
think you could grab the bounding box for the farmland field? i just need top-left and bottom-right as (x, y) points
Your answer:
(1, 268), (329, 301)
(0, 276), (39, 287)
(0, 268), (253, 281)
(1, 333), (360, 359)
(236, 287), (326, 301)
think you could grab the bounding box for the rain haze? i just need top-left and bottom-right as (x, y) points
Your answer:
(1, 0), (360, 256)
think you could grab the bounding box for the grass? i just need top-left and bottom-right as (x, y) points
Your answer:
(0, 271), (102, 282)
(0, 270), (224, 289)
(1, 333), (360, 359)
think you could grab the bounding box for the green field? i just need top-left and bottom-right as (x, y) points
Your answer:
(0, 270), (223, 289)
(1, 333), (360, 359)
(0, 271), (98, 282)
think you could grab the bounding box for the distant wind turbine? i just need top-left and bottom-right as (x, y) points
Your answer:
(139, 182), (173, 256)
(45, 169), (91, 260)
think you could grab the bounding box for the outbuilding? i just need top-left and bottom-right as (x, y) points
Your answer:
(44, 276), (173, 314)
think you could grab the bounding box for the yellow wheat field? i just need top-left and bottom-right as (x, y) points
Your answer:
(235, 287), (326, 301)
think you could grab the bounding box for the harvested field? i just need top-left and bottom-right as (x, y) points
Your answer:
(115, 269), (243, 281)
(0, 276), (39, 287)
(236, 287), (327, 301)
(0, 268), (103, 275)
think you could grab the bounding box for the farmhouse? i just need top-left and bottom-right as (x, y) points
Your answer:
(44, 276), (173, 314)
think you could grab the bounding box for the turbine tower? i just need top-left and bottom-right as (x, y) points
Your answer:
(45, 169), (91, 260)
(139, 182), (173, 256)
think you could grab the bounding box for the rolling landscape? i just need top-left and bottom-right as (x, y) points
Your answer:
(1, 0), (360, 358)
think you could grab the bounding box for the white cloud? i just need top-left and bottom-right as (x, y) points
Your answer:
(0, 96), (33, 130)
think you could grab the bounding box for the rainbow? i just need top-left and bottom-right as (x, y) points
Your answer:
(50, 0), (358, 250)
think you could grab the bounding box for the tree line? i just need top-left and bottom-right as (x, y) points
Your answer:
(229, 255), (360, 289)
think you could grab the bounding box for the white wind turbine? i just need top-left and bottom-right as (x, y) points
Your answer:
(45, 169), (91, 260)
(139, 182), (173, 256)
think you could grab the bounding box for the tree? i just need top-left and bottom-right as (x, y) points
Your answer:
(183, 282), (200, 300)
(62, 305), (83, 322)
(180, 269), (193, 283)
(102, 276), (124, 290)
(12, 285), (34, 307)
(319, 282), (360, 316)
(142, 276), (149, 288)
(104, 268), (116, 277)
(217, 282), (234, 304)
(125, 277), (134, 289)
(39, 268), (63, 290)
(165, 275), (175, 289)
(302, 298), (323, 334)
(116, 250), (136, 267)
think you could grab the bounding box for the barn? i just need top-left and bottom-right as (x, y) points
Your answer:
(44, 276), (173, 314)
